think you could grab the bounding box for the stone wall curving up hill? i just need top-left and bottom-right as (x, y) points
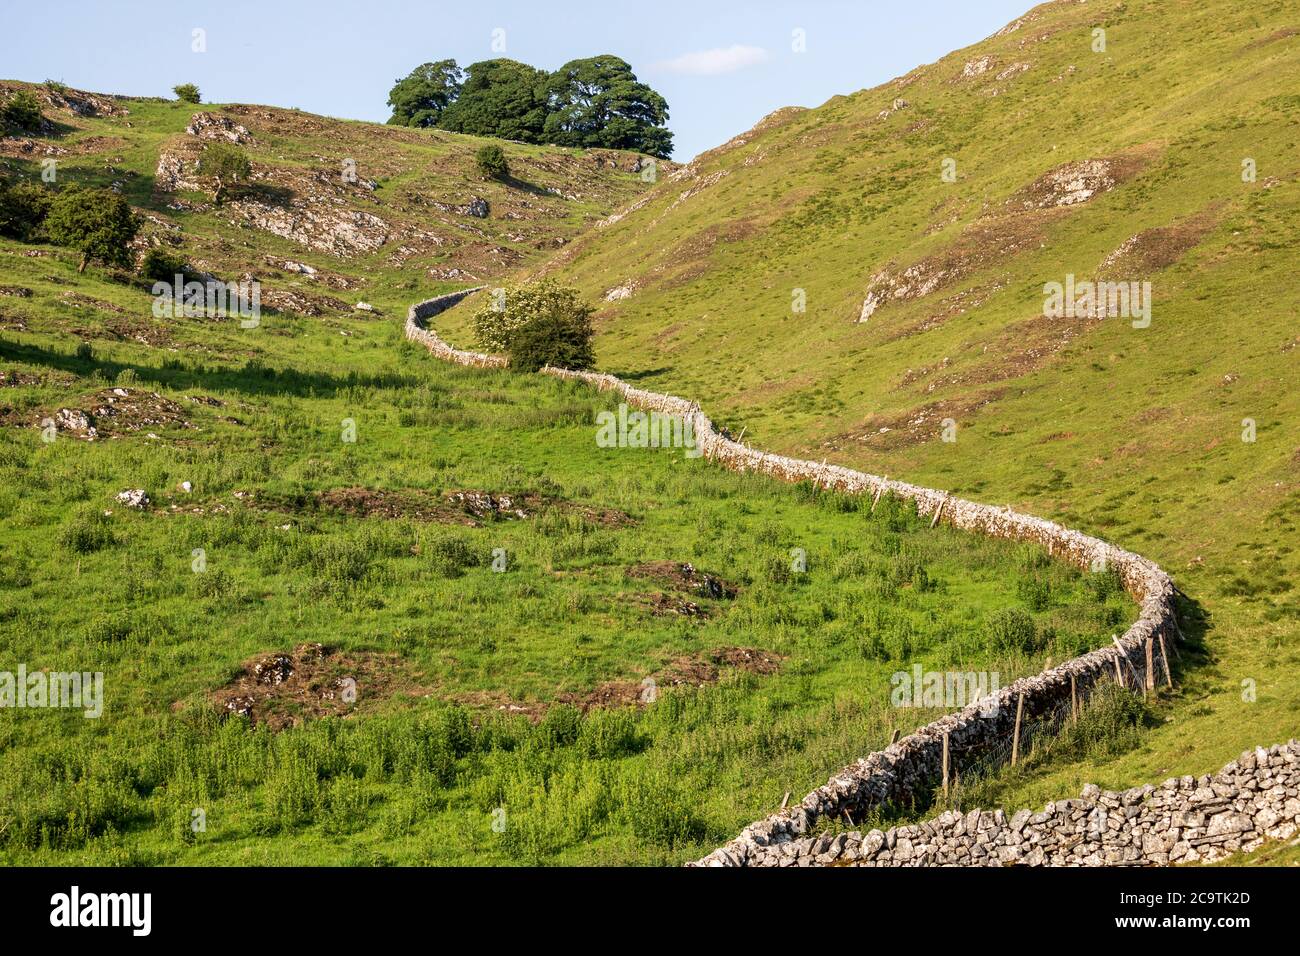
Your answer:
(404, 289), (1200, 867)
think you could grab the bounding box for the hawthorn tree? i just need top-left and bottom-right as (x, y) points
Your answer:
(474, 143), (509, 180)
(199, 142), (251, 205)
(173, 83), (201, 104)
(471, 278), (595, 371)
(0, 177), (51, 240)
(43, 185), (138, 272)
(1, 90), (44, 133)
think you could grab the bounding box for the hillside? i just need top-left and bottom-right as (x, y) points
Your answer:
(0, 79), (659, 311)
(0, 221), (1134, 865)
(1, 0), (1297, 871)
(436, 0), (1300, 846)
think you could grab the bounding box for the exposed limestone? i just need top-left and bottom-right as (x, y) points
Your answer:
(228, 199), (389, 256)
(185, 112), (256, 145)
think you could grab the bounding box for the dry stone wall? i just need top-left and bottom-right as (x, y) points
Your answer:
(750, 741), (1300, 867)
(404, 289), (1189, 867)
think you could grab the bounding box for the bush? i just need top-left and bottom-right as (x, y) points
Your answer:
(173, 84), (201, 104)
(197, 142), (251, 205)
(984, 607), (1041, 655)
(474, 143), (508, 180)
(1016, 574), (1052, 611)
(43, 184), (138, 273)
(472, 279), (595, 372)
(425, 533), (478, 578)
(1, 90), (44, 133)
(58, 507), (116, 554)
(1052, 683), (1147, 761)
(508, 310), (596, 372)
(139, 247), (190, 283)
(0, 177), (51, 240)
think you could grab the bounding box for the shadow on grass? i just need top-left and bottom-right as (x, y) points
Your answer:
(607, 366), (672, 382)
(0, 335), (423, 398)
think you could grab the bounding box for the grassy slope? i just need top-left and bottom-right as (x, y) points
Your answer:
(0, 246), (1132, 865)
(443, 0), (1300, 844)
(0, 79), (654, 300)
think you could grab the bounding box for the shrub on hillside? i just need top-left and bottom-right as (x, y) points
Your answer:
(1, 90), (44, 133)
(57, 506), (116, 554)
(173, 84), (201, 104)
(43, 184), (139, 273)
(197, 142), (251, 206)
(1049, 682), (1148, 761)
(139, 247), (191, 283)
(472, 278), (595, 372)
(474, 143), (508, 180)
(507, 309), (596, 372)
(984, 607), (1042, 655)
(0, 177), (51, 240)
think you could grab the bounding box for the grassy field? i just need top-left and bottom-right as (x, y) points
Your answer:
(460, 0), (1300, 838)
(0, 237), (1137, 864)
(2, 0), (1295, 868)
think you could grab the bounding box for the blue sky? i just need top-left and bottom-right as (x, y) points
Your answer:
(2, 0), (1032, 159)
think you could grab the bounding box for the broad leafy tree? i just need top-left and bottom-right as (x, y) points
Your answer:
(542, 56), (672, 158)
(386, 60), (464, 128)
(44, 185), (139, 273)
(438, 59), (548, 143)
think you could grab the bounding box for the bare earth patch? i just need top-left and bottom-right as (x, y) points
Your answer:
(248, 487), (634, 529)
(463, 645), (783, 719)
(208, 642), (431, 730)
(627, 560), (739, 600)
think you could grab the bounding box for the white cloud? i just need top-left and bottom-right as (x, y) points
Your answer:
(655, 44), (770, 76)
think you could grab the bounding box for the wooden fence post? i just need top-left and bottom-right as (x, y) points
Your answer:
(1144, 638), (1155, 693)
(1070, 674), (1079, 725)
(1157, 633), (1174, 688)
(930, 495), (947, 529)
(871, 478), (887, 514)
(1111, 636), (1139, 687)
(1011, 693), (1025, 767)
(890, 728), (901, 745)
(942, 732), (950, 798)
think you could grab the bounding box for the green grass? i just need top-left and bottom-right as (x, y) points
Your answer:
(474, 0), (1300, 841)
(0, 243), (1133, 865)
(3, 0), (1296, 866)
